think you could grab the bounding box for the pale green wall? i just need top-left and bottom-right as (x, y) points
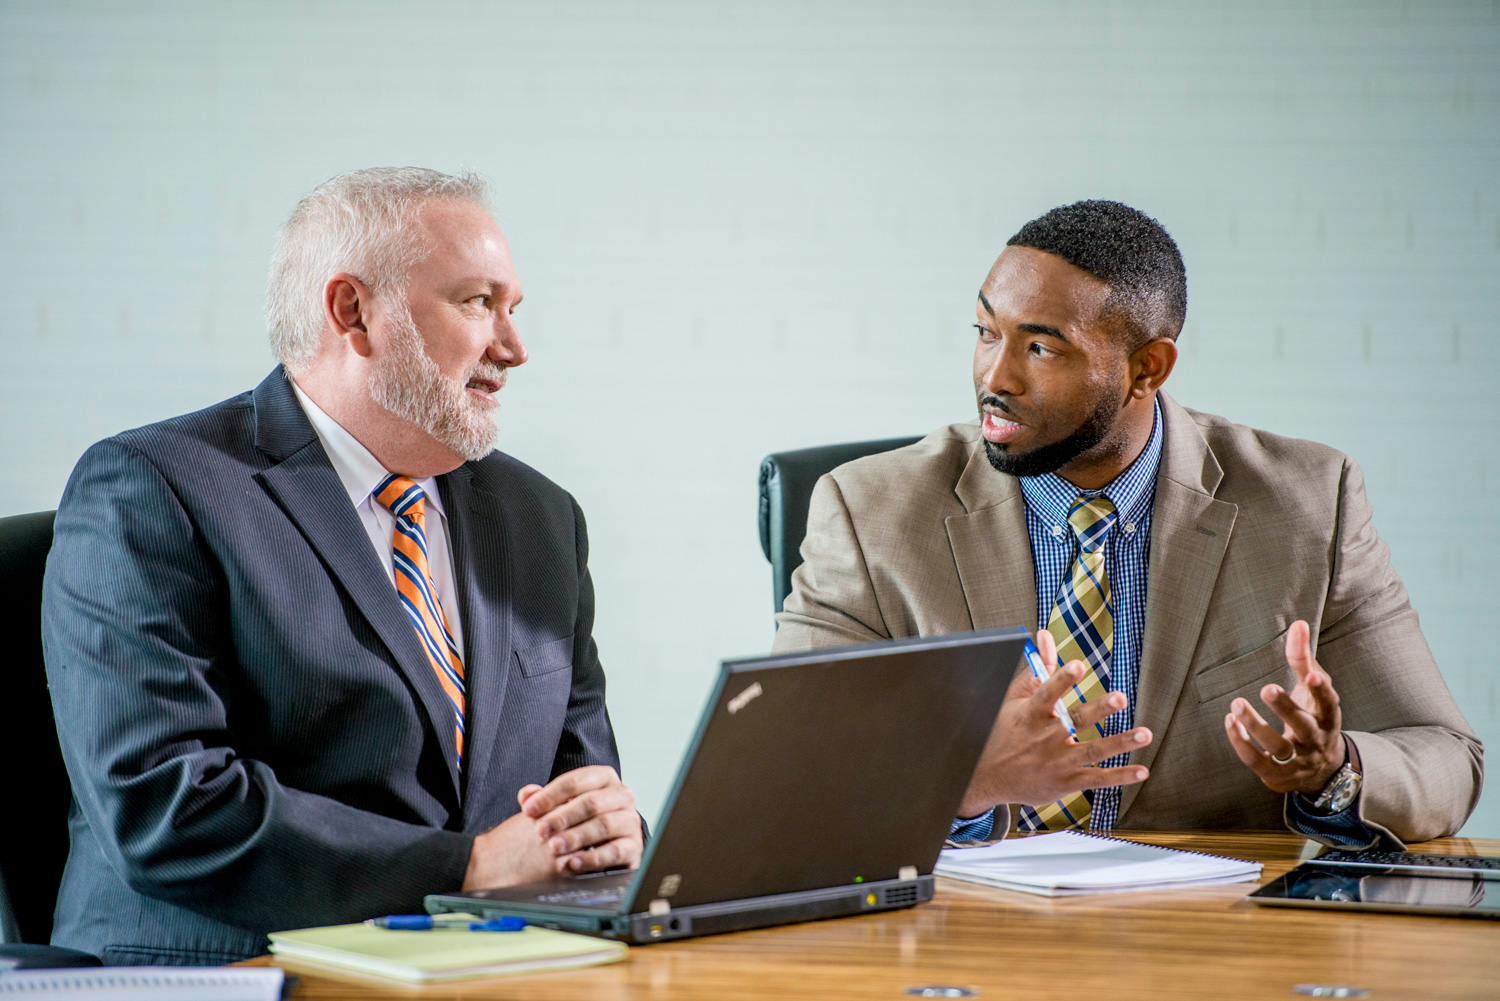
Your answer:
(2, 0), (1496, 835)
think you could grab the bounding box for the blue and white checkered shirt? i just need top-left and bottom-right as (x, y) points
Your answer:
(951, 401), (1162, 841)
(951, 398), (1373, 844)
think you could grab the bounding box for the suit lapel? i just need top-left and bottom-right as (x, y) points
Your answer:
(437, 466), (513, 810)
(945, 441), (1037, 636)
(1118, 394), (1237, 822)
(250, 370), (463, 802)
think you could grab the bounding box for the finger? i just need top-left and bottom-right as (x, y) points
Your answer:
(1036, 629), (1059, 670)
(557, 835), (643, 874)
(1261, 684), (1324, 747)
(536, 785), (635, 839)
(1302, 667), (1342, 732)
(1070, 690), (1129, 733)
(548, 808), (642, 856)
(521, 765), (621, 818)
(1030, 659), (1086, 710)
(1231, 697), (1290, 757)
(1070, 763), (1149, 791)
(1224, 713), (1268, 771)
(546, 810), (636, 856)
(1073, 727), (1151, 767)
(1284, 620), (1317, 685)
(516, 784), (543, 808)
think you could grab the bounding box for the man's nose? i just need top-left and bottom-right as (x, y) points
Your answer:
(491, 313), (528, 367)
(978, 344), (1023, 397)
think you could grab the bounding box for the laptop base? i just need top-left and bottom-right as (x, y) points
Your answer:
(427, 875), (935, 944)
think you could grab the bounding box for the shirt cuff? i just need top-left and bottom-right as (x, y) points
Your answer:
(1285, 791), (1379, 848)
(949, 809), (997, 842)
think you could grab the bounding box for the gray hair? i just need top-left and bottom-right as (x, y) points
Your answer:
(265, 167), (491, 371)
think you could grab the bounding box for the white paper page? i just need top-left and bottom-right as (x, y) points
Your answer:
(936, 831), (1261, 890)
(0, 967), (284, 1001)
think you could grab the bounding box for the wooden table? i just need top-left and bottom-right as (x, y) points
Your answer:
(243, 832), (1499, 1000)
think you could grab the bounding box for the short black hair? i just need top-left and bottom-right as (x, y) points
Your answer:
(1006, 199), (1187, 348)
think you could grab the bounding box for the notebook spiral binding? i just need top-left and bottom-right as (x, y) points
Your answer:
(1071, 830), (1258, 865)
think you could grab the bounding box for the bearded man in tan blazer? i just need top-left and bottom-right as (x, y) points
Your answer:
(774, 200), (1481, 848)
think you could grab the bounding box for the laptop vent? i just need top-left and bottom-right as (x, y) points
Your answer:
(884, 884), (919, 907)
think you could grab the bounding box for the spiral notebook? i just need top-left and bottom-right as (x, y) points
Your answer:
(934, 831), (1262, 896)
(0, 967), (283, 1000)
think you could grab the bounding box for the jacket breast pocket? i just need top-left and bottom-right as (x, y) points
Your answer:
(1192, 627), (1294, 704)
(515, 635), (575, 677)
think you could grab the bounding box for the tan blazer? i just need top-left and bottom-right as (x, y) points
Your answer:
(773, 393), (1482, 846)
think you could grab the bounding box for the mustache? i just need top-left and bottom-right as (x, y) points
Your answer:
(979, 394), (1019, 418)
(465, 361), (510, 387)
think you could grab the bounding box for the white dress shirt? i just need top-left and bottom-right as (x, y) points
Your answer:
(290, 380), (465, 661)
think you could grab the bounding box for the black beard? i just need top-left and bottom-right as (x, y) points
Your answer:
(982, 391), (1122, 478)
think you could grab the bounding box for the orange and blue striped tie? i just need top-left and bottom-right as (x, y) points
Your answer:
(1019, 495), (1117, 832)
(375, 474), (466, 765)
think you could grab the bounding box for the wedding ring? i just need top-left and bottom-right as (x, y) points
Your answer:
(1271, 746), (1299, 765)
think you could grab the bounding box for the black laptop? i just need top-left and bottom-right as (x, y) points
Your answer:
(426, 627), (1027, 943)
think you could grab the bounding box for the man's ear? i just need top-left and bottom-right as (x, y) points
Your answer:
(324, 273), (376, 358)
(1129, 337), (1178, 399)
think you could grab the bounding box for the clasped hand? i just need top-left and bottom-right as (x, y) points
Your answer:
(462, 765), (643, 891)
(958, 630), (1151, 818)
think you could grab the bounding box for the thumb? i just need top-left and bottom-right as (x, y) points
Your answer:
(1285, 620), (1315, 681)
(1006, 667), (1041, 701)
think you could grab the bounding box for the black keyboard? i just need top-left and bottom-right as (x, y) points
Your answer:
(534, 885), (627, 906)
(1315, 850), (1500, 879)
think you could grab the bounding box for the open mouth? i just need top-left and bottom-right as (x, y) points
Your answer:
(465, 375), (503, 395)
(981, 407), (1026, 443)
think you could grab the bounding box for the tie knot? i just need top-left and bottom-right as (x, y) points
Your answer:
(1067, 495), (1117, 552)
(375, 474), (425, 519)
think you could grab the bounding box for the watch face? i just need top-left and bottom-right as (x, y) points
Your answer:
(1325, 770), (1361, 813)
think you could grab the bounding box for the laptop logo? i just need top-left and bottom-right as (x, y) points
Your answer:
(656, 874), (681, 897)
(727, 682), (763, 714)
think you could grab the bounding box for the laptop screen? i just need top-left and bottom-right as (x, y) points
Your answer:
(625, 628), (1028, 912)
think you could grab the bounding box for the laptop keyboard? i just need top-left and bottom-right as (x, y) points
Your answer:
(1316, 850), (1500, 878)
(534, 885), (628, 906)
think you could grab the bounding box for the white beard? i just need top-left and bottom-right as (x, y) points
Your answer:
(367, 301), (506, 462)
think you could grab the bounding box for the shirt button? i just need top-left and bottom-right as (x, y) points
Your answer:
(1051, 525), (1065, 538)
(1123, 522), (1136, 535)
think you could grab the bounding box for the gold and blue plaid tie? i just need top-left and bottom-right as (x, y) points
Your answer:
(376, 474), (467, 766)
(1019, 495), (1117, 832)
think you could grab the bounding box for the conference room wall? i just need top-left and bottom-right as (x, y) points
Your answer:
(2, 1), (1496, 837)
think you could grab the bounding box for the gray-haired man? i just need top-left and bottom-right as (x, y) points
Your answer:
(43, 168), (640, 964)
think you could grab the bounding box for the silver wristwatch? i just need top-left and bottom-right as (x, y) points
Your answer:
(1310, 761), (1363, 814)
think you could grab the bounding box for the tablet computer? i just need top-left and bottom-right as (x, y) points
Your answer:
(1247, 862), (1500, 919)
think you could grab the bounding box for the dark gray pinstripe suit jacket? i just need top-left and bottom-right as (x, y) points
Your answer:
(41, 368), (623, 965)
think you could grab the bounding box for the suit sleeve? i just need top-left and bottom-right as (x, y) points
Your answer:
(772, 474), (892, 652)
(1309, 456), (1483, 846)
(43, 439), (475, 933)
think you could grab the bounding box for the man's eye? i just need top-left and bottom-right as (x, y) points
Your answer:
(1030, 341), (1054, 356)
(468, 295), (489, 307)
(973, 324), (995, 340)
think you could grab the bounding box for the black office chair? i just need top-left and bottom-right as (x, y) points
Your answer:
(0, 511), (100, 969)
(758, 436), (921, 614)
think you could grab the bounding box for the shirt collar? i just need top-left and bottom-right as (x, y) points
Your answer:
(1018, 397), (1162, 532)
(289, 380), (447, 519)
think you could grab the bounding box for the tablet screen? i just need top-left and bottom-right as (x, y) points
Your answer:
(1249, 863), (1500, 919)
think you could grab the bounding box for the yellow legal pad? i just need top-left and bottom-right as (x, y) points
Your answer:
(267, 921), (628, 982)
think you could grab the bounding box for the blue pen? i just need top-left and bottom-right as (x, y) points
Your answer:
(366, 914), (527, 932)
(1023, 638), (1077, 737)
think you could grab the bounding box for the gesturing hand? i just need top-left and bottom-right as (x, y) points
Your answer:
(1223, 620), (1346, 796)
(958, 629), (1151, 818)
